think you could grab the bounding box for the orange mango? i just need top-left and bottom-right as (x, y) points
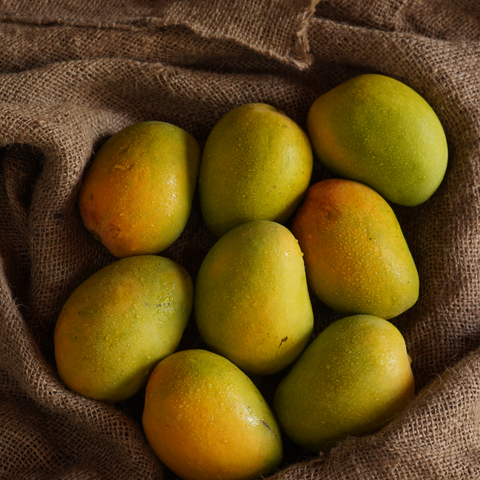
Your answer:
(291, 179), (419, 319)
(78, 121), (200, 258)
(142, 349), (283, 480)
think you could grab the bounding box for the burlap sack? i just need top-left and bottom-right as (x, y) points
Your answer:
(1, 0), (479, 478)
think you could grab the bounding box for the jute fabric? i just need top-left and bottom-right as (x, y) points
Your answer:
(1, 1), (479, 478)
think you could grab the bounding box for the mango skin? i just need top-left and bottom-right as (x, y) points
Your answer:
(274, 314), (415, 452)
(78, 121), (200, 258)
(307, 73), (448, 206)
(199, 103), (313, 237)
(54, 255), (193, 402)
(291, 179), (419, 320)
(142, 349), (283, 480)
(194, 220), (314, 376)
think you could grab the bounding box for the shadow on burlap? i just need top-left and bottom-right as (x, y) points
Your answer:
(1, 1), (479, 478)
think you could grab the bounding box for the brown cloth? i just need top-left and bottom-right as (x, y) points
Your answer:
(1, 0), (480, 478)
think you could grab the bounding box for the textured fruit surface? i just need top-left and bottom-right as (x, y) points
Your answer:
(54, 255), (193, 402)
(195, 220), (314, 375)
(307, 73), (448, 206)
(142, 349), (283, 480)
(274, 315), (415, 452)
(199, 103), (313, 237)
(78, 121), (200, 258)
(291, 179), (419, 320)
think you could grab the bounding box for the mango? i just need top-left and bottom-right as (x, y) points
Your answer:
(142, 349), (283, 480)
(307, 73), (448, 206)
(78, 121), (200, 258)
(194, 220), (314, 375)
(291, 179), (419, 320)
(199, 103), (313, 237)
(54, 255), (193, 402)
(274, 314), (415, 452)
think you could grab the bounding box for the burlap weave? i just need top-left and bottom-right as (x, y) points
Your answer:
(0, 0), (479, 478)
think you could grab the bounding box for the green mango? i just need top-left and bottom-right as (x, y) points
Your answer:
(54, 255), (193, 402)
(307, 73), (448, 206)
(274, 315), (415, 451)
(195, 220), (314, 375)
(199, 103), (313, 237)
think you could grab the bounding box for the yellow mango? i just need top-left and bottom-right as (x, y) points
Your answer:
(307, 73), (448, 206)
(54, 255), (193, 402)
(274, 315), (415, 452)
(142, 349), (283, 480)
(199, 103), (313, 237)
(291, 179), (419, 320)
(194, 220), (314, 375)
(78, 121), (200, 258)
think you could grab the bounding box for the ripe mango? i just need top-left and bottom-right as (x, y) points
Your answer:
(54, 255), (193, 402)
(291, 179), (419, 320)
(142, 349), (283, 480)
(194, 220), (314, 375)
(307, 73), (448, 206)
(199, 103), (313, 237)
(274, 314), (415, 451)
(78, 121), (200, 258)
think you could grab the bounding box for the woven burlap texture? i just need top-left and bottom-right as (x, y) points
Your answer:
(1, 0), (479, 478)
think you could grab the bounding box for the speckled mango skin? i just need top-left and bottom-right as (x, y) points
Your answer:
(194, 220), (314, 376)
(274, 315), (415, 452)
(54, 255), (193, 402)
(142, 349), (283, 480)
(78, 121), (200, 258)
(199, 103), (313, 237)
(291, 179), (419, 320)
(307, 73), (448, 206)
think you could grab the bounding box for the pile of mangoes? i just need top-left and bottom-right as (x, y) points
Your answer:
(54, 74), (448, 480)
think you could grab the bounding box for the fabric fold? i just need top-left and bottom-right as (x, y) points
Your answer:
(0, 0), (319, 69)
